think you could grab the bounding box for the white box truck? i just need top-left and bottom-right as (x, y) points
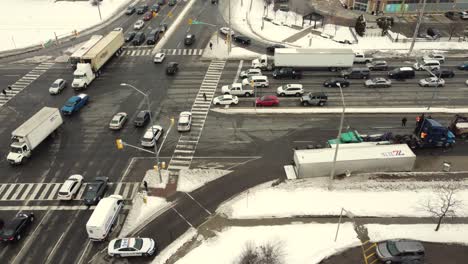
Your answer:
(86, 195), (124, 241)
(72, 29), (124, 90)
(251, 48), (355, 71)
(69, 35), (103, 68)
(7, 107), (63, 165)
(293, 144), (416, 178)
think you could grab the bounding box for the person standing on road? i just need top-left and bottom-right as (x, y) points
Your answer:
(209, 42), (213, 50)
(402, 117), (407, 127)
(1, 89), (6, 96)
(7, 85), (12, 90)
(203, 92), (207, 101)
(143, 180), (148, 192)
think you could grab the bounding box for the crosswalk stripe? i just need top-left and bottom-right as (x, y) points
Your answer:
(1, 184), (16, 200)
(130, 184), (139, 199)
(131, 50), (137, 56)
(47, 183), (61, 200)
(38, 184), (52, 200)
(0, 185), (7, 199)
(172, 49), (177, 55)
(29, 184), (43, 201)
(122, 184), (131, 198)
(19, 184), (34, 200)
(10, 184), (25, 200)
(114, 182), (123, 195)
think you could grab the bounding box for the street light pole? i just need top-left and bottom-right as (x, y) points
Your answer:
(329, 83), (346, 185)
(408, 0), (427, 56)
(96, 0), (102, 21)
(121, 83), (162, 183)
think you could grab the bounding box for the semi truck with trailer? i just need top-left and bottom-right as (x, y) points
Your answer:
(293, 144), (416, 178)
(69, 35), (103, 68)
(72, 29), (124, 90)
(251, 48), (355, 71)
(7, 107), (63, 165)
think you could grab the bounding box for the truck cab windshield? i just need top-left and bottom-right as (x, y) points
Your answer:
(74, 73), (86, 78)
(11, 147), (23, 154)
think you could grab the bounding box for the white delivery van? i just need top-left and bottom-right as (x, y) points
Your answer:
(86, 195), (124, 241)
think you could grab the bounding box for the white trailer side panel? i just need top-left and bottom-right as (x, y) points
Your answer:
(274, 48), (354, 68)
(294, 144), (416, 178)
(69, 35), (103, 65)
(12, 107), (63, 149)
(83, 30), (124, 71)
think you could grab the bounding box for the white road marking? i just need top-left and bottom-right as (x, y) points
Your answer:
(233, 60), (243, 84)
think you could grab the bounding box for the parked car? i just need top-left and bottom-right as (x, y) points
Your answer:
(108, 237), (157, 258)
(430, 69), (455, 78)
(125, 6), (136, 15)
(168, 0), (177, 6)
(219, 27), (235, 36)
(341, 68), (370, 79)
(61, 94), (89, 115)
(109, 112), (128, 130)
(166, 62), (179, 75)
(58, 174), (84, 200)
(445, 11), (462, 20)
(213, 94), (239, 105)
(300, 92), (328, 106)
(184, 34), (195, 45)
(150, 4), (160, 12)
(365, 77), (392, 88)
(427, 27), (441, 39)
(240, 68), (262, 79)
(134, 110), (150, 127)
(419, 77), (445, 87)
(49, 78), (67, 95)
(133, 32), (145, 45)
(323, 78), (350, 88)
(376, 239), (424, 264)
(153, 52), (166, 63)
(234, 35), (251, 45)
(266, 44), (285, 53)
(82, 177), (108, 205)
(366, 60), (388, 71)
(136, 4), (148, 14)
(143, 11), (153, 21)
(134, 20), (145, 30)
(256, 95), (279, 106)
(276, 84), (304, 96)
(272, 67), (302, 79)
(178, 112), (192, 132)
(141, 125), (163, 147)
(125, 31), (137, 42)
(423, 53), (445, 63)
(458, 62), (468, 70)
(0, 213), (34, 242)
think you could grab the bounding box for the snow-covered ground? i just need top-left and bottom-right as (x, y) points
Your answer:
(218, 178), (468, 219)
(152, 227), (198, 264)
(0, 0), (130, 52)
(177, 168), (231, 192)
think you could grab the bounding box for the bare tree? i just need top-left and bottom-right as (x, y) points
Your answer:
(423, 182), (462, 231)
(447, 21), (464, 41)
(237, 241), (284, 264)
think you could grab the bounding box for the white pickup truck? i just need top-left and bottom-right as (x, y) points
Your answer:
(354, 52), (373, 63)
(221, 83), (254, 97)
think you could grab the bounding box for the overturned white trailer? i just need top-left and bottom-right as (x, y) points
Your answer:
(293, 144), (416, 178)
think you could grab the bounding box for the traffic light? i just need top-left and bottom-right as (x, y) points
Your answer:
(188, 18), (193, 25)
(116, 139), (124, 150)
(170, 117), (175, 125)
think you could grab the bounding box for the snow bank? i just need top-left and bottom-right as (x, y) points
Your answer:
(177, 168), (231, 192)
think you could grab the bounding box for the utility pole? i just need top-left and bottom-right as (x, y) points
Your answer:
(96, 0), (102, 21)
(228, 0), (232, 54)
(408, 0), (427, 56)
(329, 83), (346, 186)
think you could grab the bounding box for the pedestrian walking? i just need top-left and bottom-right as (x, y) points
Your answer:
(1, 89), (6, 96)
(143, 180), (148, 192)
(203, 92), (207, 101)
(401, 117), (407, 127)
(7, 85), (12, 90)
(209, 42), (213, 50)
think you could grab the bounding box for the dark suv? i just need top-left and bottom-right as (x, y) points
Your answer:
(341, 68), (370, 79)
(166, 62), (179, 75)
(184, 34), (195, 45)
(136, 4), (148, 14)
(300, 92), (328, 106)
(147, 29), (160, 45)
(0, 213), (34, 242)
(82, 177), (108, 205)
(134, 110), (150, 127)
(376, 239), (424, 264)
(272, 67), (302, 79)
(133, 32), (145, 46)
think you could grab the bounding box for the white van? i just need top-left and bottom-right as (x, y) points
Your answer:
(413, 59), (440, 71)
(242, 75), (269, 88)
(86, 195), (124, 241)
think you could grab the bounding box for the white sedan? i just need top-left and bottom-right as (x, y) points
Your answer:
(109, 112), (128, 130)
(153, 52), (166, 63)
(418, 77), (445, 87)
(58, 174), (83, 200)
(134, 20), (145, 30)
(213, 94), (239, 105)
(423, 53), (445, 63)
(108, 237), (156, 258)
(219, 27), (235, 36)
(49, 79), (67, 95)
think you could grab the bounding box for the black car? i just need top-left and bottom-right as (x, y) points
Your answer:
(136, 4), (148, 14)
(158, 0), (166, 5)
(133, 32), (145, 46)
(168, 0), (177, 6)
(166, 62), (179, 75)
(147, 29), (160, 45)
(445, 11), (462, 20)
(272, 67), (302, 79)
(266, 44), (286, 53)
(150, 4), (160, 12)
(125, 6), (136, 15)
(323, 78), (350, 88)
(430, 69), (455, 78)
(82, 177), (108, 205)
(125, 31), (136, 42)
(184, 34), (195, 45)
(134, 110), (151, 127)
(0, 213), (34, 242)
(427, 27), (441, 39)
(234, 35), (251, 45)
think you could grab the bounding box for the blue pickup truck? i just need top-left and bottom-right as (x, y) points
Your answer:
(61, 94), (89, 115)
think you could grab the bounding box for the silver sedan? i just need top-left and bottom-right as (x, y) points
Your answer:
(419, 77), (445, 87)
(364, 77), (392, 88)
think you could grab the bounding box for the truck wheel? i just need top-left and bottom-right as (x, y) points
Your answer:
(302, 102), (309, 106)
(84, 84), (88, 89)
(245, 93), (251, 97)
(295, 93), (301, 97)
(224, 92), (230, 95)
(319, 102), (325, 106)
(327, 84), (332, 88)
(115, 254), (121, 258)
(280, 93), (285, 96)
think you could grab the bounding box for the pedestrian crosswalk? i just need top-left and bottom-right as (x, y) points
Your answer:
(167, 60), (226, 176)
(0, 182), (140, 202)
(121, 48), (204, 57)
(0, 62), (54, 108)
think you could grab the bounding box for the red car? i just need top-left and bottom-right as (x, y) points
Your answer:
(143, 11), (153, 21)
(256, 95), (279, 106)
